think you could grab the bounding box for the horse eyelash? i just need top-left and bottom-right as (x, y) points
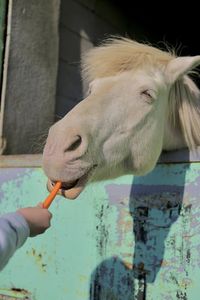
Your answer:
(141, 89), (152, 98)
(140, 89), (156, 103)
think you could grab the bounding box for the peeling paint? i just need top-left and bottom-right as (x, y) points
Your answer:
(0, 287), (31, 299)
(0, 169), (33, 184)
(26, 248), (47, 272)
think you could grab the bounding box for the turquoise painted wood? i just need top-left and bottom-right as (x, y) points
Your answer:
(0, 162), (200, 299)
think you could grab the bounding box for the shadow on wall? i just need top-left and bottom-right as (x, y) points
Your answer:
(89, 152), (189, 299)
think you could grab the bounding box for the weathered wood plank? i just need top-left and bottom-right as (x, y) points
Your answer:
(0, 154), (42, 167)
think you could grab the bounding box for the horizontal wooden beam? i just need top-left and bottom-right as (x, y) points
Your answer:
(0, 154), (42, 167)
(1, 147), (200, 168)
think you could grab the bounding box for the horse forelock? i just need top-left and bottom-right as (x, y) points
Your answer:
(82, 37), (174, 82)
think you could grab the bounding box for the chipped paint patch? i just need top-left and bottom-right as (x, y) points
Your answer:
(26, 248), (47, 272)
(0, 168), (35, 204)
(0, 288), (31, 299)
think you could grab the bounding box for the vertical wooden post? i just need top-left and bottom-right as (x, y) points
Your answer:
(0, 0), (7, 153)
(0, 0), (6, 94)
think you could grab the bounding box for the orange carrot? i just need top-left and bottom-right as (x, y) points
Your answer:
(42, 181), (62, 209)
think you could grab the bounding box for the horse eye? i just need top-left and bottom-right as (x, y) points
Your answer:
(140, 89), (155, 102)
(141, 89), (152, 98)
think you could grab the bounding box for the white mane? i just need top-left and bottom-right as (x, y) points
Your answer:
(169, 76), (200, 148)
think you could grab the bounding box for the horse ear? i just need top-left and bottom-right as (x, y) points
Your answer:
(165, 56), (200, 83)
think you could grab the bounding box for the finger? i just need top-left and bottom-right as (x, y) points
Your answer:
(37, 202), (43, 208)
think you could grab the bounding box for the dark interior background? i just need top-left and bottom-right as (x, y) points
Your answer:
(113, 1), (199, 55)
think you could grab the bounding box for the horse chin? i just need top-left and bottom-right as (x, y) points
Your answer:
(47, 166), (96, 199)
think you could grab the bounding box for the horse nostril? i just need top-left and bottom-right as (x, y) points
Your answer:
(65, 135), (82, 152)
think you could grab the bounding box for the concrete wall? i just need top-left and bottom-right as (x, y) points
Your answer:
(3, 0), (60, 154)
(56, 0), (131, 117)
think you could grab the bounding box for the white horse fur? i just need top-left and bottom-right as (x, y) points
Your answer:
(43, 38), (200, 198)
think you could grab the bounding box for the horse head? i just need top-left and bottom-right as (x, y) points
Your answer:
(43, 38), (200, 198)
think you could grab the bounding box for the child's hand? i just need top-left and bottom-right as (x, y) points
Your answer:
(17, 204), (52, 237)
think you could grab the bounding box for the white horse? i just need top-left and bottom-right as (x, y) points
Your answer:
(43, 38), (200, 199)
